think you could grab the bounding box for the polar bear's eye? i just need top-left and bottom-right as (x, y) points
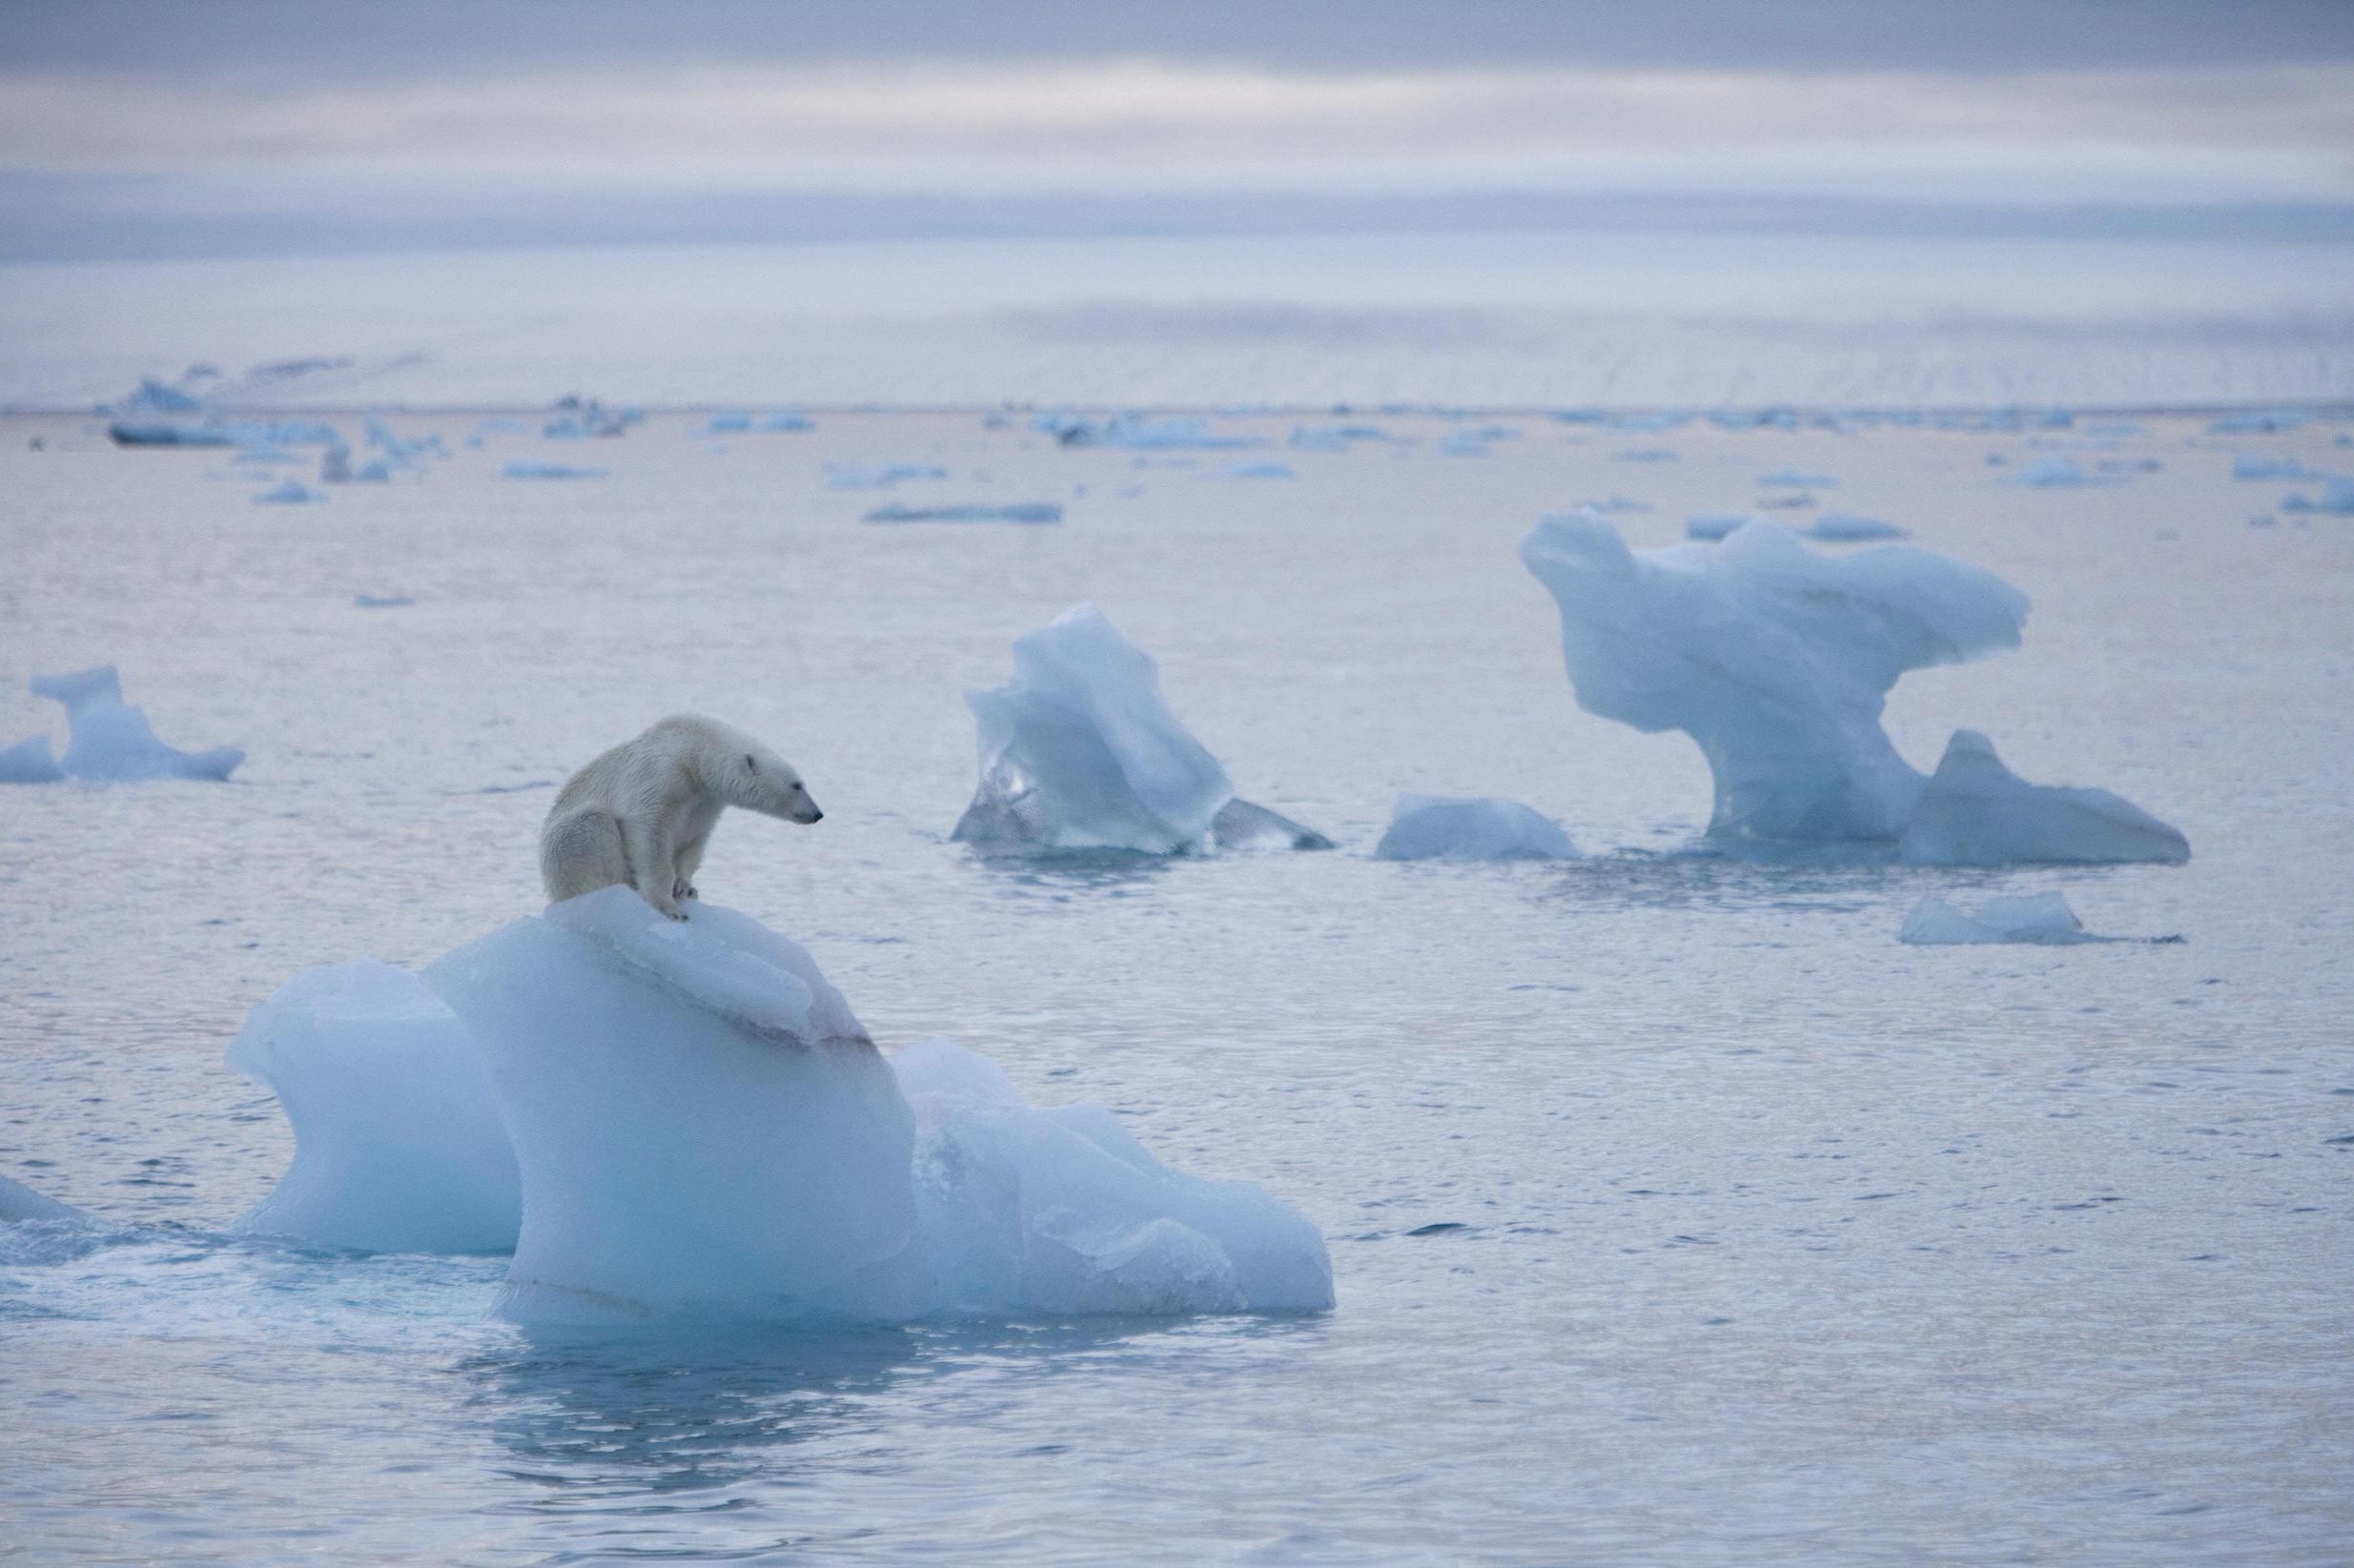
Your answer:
(744, 753), (758, 772)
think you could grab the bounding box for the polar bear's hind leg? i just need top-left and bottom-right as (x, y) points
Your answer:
(541, 808), (633, 904)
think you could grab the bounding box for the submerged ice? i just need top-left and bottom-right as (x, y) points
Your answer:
(228, 887), (1332, 1323)
(952, 604), (1329, 854)
(6, 666), (241, 783)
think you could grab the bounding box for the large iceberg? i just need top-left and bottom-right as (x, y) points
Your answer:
(1520, 514), (2026, 844)
(1374, 796), (1580, 862)
(8, 666), (242, 783)
(1897, 730), (2189, 865)
(229, 887), (1332, 1324)
(952, 604), (1330, 854)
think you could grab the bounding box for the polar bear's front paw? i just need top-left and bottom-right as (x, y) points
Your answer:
(674, 879), (699, 901)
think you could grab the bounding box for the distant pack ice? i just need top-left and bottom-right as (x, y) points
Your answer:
(4, 666), (242, 783)
(227, 886), (1333, 1323)
(952, 604), (1330, 854)
(1518, 514), (2186, 862)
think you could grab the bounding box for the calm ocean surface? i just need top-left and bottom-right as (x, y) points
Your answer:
(1, 387), (2350, 1561)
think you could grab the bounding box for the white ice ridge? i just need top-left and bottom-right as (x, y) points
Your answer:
(952, 603), (1330, 854)
(1, 1171), (88, 1227)
(4, 666), (242, 783)
(1520, 514), (2027, 844)
(228, 887), (1333, 1323)
(1899, 892), (2094, 946)
(1897, 730), (2189, 866)
(1374, 796), (1580, 861)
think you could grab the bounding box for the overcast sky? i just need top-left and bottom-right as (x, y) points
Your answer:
(4, 1), (2350, 259)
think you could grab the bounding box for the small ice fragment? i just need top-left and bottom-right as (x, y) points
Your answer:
(502, 461), (607, 480)
(828, 462), (949, 489)
(1221, 461), (1295, 479)
(2280, 477), (2354, 515)
(2231, 455), (2312, 480)
(706, 412), (751, 434)
(1211, 798), (1335, 851)
(1805, 513), (1908, 541)
(354, 594), (416, 609)
(1899, 892), (2094, 946)
(256, 479), (325, 504)
(1758, 470), (1838, 487)
(863, 502), (1061, 524)
(1374, 796), (1580, 861)
(2009, 456), (2100, 487)
(758, 411), (813, 432)
(1897, 730), (2188, 865)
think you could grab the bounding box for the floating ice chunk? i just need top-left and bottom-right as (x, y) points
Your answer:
(706, 412), (752, 434)
(1759, 470), (1838, 487)
(1520, 514), (2027, 844)
(2233, 454), (2318, 480)
(502, 460), (606, 480)
(232, 891), (1329, 1321)
(864, 502), (1062, 524)
(1897, 730), (2188, 865)
(227, 962), (520, 1253)
(758, 411), (813, 432)
(1221, 461), (1295, 479)
(1039, 414), (1261, 451)
(952, 605), (1326, 854)
(354, 594), (416, 609)
(1805, 513), (1909, 541)
(1374, 796), (1580, 861)
(1288, 424), (1395, 451)
(0, 1171), (86, 1226)
(109, 421), (235, 447)
(0, 734), (65, 784)
(952, 605), (1230, 854)
(2281, 477), (2354, 515)
(2209, 410), (2309, 434)
(1899, 892), (2094, 946)
(1614, 448), (1679, 462)
(1686, 512), (1763, 540)
(897, 1038), (1333, 1316)
(423, 890), (917, 1323)
(1581, 496), (1651, 514)
(255, 479), (324, 504)
(27, 665), (242, 781)
(828, 462), (949, 489)
(2008, 456), (2106, 487)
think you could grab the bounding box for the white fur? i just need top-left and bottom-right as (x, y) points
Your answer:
(540, 715), (822, 919)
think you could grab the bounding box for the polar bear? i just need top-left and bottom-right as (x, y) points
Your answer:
(540, 715), (822, 919)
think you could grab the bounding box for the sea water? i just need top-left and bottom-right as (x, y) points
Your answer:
(1, 406), (2349, 1564)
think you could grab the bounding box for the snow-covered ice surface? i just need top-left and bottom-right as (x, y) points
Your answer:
(1375, 795), (1581, 861)
(2, 408), (2351, 1566)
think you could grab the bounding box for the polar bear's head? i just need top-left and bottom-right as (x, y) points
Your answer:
(729, 743), (823, 825)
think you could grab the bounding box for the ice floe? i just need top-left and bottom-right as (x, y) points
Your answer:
(1038, 414), (1262, 451)
(503, 460), (607, 480)
(229, 887), (1333, 1323)
(1804, 513), (1908, 541)
(8, 666), (241, 783)
(864, 502), (1061, 524)
(1374, 797), (1580, 862)
(828, 462), (949, 489)
(952, 604), (1329, 855)
(2280, 477), (2354, 515)
(256, 479), (325, 504)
